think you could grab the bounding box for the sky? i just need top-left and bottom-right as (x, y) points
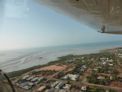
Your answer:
(0, 0), (122, 51)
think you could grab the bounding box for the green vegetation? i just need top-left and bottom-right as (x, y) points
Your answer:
(7, 65), (43, 78)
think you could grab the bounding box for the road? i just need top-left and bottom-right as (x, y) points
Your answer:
(84, 82), (122, 92)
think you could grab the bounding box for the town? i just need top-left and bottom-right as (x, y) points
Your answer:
(12, 47), (122, 92)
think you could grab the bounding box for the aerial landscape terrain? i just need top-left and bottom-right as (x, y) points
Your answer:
(1, 47), (121, 92)
(1, 0), (122, 92)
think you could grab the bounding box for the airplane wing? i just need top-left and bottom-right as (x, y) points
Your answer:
(37, 0), (122, 34)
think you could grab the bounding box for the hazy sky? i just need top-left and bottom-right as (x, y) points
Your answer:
(0, 0), (122, 51)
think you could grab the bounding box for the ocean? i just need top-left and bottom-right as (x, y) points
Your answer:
(0, 41), (122, 72)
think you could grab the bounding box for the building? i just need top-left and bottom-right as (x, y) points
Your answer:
(62, 74), (79, 81)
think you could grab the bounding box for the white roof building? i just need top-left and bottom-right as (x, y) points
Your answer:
(63, 74), (79, 81)
(81, 86), (87, 91)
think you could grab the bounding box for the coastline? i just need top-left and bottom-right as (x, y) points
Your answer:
(6, 47), (110, 78)
(0, 42), (122, 73)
